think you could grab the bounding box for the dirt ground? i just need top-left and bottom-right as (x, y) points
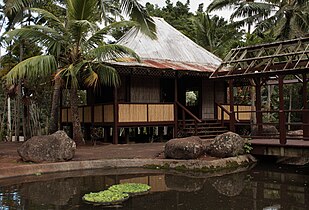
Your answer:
(0, 142), (166, 169)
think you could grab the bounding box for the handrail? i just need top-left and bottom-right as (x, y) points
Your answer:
(176, 101), (202, 123)
(176, 101), (202, 136)
(215, 102), (241, 128)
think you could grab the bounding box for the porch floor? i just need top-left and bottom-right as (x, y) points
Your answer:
(251, 139), (309, 157)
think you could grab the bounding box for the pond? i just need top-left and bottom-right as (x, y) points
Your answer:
(0, 163), (308, 210)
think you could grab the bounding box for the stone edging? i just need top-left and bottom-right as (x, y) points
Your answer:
(0, 155), (257, 179)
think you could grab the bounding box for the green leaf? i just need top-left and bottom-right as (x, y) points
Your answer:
(4, 55), (57, 85)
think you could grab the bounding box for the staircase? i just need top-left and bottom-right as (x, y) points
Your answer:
(178, 119), (229, 139)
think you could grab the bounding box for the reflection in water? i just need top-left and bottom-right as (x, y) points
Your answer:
(0, 165), (308, 210)
(209, 172), (246, 196)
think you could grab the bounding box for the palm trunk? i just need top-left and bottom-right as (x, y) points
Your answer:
(49, 77), (62, 133)
(70, 87), (84, 145)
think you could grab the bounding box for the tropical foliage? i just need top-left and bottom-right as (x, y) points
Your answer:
(1, 0), (155, 144)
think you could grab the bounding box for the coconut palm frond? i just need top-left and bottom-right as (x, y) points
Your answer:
(5, 27), (63, 56)
(85, 20), (136, 49)
(120, 0), (156, 39)
(67, 0), (98, 21)
(207, 0), (238, 12)
(83, 65), (99, 87)
(94, 63), (120, 87)
(230, 2), (273, 21)
(28, 8), (65, 30)
(69, 19), (98, 33)
(89, 44), (140, 62)
(3, 0), (32, 16)
(4, 55), (57, 85)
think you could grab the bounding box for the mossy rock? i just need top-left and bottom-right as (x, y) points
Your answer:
(108, 183), (151, 196)
(82, 190), (129, 206)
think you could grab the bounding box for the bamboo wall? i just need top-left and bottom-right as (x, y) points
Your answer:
(217, 104), (253, 121)
(61, 103), (174, 124)
(148, 104), (174, 122)
(61, 104), (114, 123)
(118, 104), (148, 122)
(130, 77), (160, 103)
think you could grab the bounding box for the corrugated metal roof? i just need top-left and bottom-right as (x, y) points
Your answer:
(111, 17), (222, 73)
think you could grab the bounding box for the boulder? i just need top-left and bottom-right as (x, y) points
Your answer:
(205, 132), (245, 158)
(164, 136), (204, 159)
(251, 125), (278, 136)
(18, 131), (76, 163)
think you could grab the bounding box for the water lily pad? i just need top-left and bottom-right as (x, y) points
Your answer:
(82, 190), (129, 206)
(108, 183), (151, 195)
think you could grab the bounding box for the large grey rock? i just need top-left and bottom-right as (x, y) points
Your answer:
(164, 136), (204, 159)
(206, 132), (245, 158)
(18, 131), (76, 163)
(251, 125), (278, 136)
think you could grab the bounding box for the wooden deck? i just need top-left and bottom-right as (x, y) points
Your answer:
(251, 139), (309, 157)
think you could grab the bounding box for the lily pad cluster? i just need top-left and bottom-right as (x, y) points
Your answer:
(83, 183), (151, 205)
(83, 190), (129, 204)
(109, 183), (151, 195)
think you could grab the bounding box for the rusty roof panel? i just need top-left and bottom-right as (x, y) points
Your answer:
(113, 17), (221, 73)
(110, 59), (217, 72)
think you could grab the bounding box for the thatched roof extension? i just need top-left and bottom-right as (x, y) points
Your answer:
(111, 17), (221, 73)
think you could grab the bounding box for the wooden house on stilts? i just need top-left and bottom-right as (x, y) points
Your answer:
(60, 17), (237, 144)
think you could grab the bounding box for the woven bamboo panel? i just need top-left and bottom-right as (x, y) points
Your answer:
(118, 104), (147, 122)
(84, 106), (92, 123)
(68, 108), (72, 122)
(94, 105), (103, 123)
(148, 104), (174, 122)
(104, 105), (114, 122)
(218, 105), (253, 121)
(61, 108), (68, 123)
(217, 105), (230, 120)
(238, 106), (252, 121)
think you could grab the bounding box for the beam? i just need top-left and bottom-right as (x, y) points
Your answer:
(229, 80), (236, 132)
(113, 87), (119, 144)
(303, 73), (309, 141)
(255, 78), (263, 135)
(174, 71), (178, 138)
(278, 75), (286, 144)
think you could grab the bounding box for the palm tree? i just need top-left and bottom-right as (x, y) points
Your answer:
(4, 0), (155, 145)
(193, 12), (244, 58)
(207, 0), (273, 34)
(254, 0), (309, 39)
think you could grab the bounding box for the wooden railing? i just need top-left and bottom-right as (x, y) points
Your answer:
(176, 101), (202, 135)
(216, 103), (253, 121)
(61, 103), (175, 124)
(215, 102), (309, 142)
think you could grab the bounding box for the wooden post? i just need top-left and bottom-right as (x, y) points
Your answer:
(303, 74), (309, 140)
(174, 72), (178, 138)
(229, 80), (236, 132)
(255, 79), (263, 135)
(113, 87), (119, 144)
(278, 75), (286, 144)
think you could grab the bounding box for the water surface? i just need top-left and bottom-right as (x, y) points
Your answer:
(0, 164), (308, 210)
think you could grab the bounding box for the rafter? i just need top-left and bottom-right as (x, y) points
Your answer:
(210, 37), (309, 79)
